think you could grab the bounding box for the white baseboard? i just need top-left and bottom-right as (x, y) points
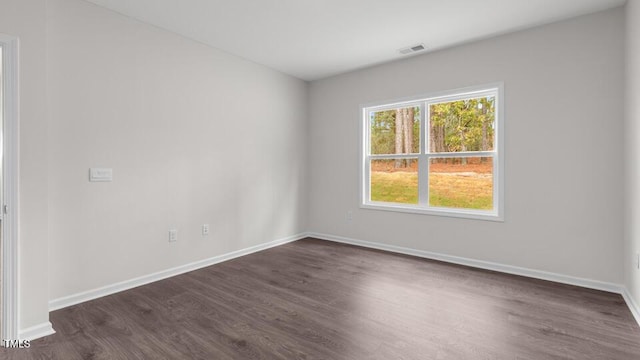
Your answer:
(622, 288), (640, 326)
(307, 232), (624, 294)
(19, 322), (55, 341)
(49, 233), (307, 311)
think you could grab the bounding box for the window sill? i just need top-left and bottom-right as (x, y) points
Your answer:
(360, 202), (504, 222)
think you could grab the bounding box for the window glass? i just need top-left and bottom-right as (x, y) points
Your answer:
(370, 159), (418, 204)
(370, 106), (420, 155)
(429, 97), (495, 153)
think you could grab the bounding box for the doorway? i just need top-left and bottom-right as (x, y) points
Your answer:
(0, 40), (3, 342)
(0, 34), (19, 343)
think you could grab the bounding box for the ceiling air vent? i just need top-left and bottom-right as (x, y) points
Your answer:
(399, 43), (426, 55)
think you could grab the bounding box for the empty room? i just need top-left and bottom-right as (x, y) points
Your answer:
(1, 0), (640, 358)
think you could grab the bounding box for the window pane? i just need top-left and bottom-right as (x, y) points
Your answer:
(370, 106), (420, 155)
(429, 96), (495, 153)
(429, 157), (493, 210)
(371, 159), (418, 204)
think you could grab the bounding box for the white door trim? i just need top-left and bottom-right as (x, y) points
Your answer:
(0, 34), (20, 343)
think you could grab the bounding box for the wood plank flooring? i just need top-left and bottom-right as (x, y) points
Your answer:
(3, 238), (640, 359)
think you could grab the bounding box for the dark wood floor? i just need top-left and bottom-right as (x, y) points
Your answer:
(4, 238), (640, 359)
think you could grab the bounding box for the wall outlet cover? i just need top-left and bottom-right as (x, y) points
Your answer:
(169, 229), (178, 242)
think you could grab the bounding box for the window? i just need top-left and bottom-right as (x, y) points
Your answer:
(361, 84), (504, 221)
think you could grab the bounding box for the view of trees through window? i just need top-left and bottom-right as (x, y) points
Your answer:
(369, 95), (496, 210)
(371, 106), (420, 155)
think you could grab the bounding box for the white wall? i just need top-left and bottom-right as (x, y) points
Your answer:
(309, 8), (625, 284)
(625, 0), (640, 308)
(46, 0), (308, 300)
(0, 0), (50, 331)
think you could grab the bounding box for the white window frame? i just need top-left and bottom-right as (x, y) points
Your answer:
(360, 83), (504, 221)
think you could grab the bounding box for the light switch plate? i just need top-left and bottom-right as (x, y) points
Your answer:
(89, 168), (113, 182)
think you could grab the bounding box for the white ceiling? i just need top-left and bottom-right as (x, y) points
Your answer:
(84, 0), (626, 81)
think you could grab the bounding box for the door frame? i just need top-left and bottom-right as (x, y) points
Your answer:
(0, 34), (20, 342)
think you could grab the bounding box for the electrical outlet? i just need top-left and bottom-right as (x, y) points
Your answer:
(346, 210), (353, 222)
(169, 229), (178, 242)
(202, 224), (210, 236)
